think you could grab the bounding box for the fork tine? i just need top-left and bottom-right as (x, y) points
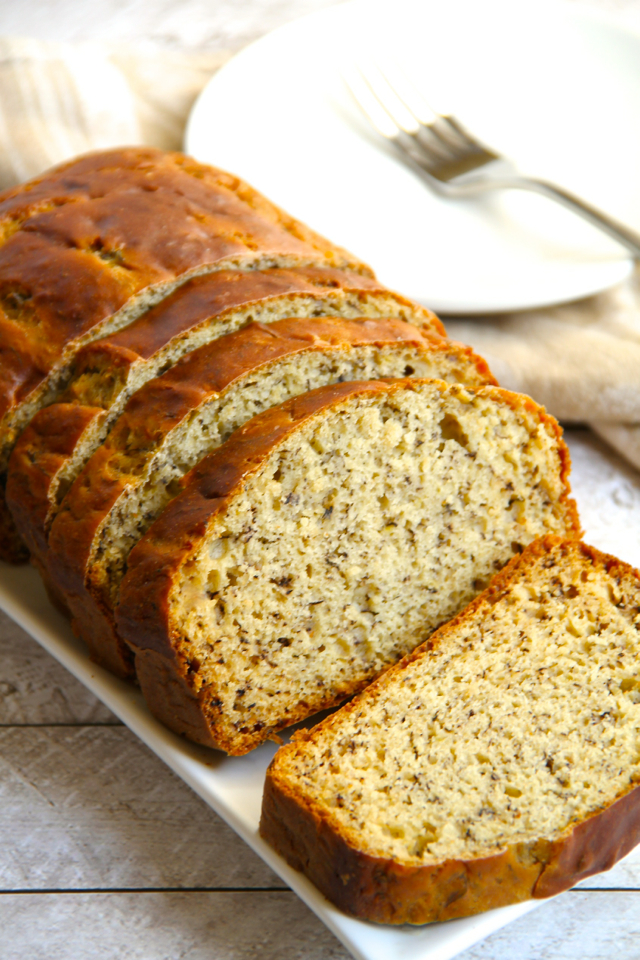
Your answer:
(354, 63), (457, 165)
(342, 64), (399, 141)
(376, 60), (500, 162)
(374, 60), (440, 128)
(437, 114), (500, 160)
(360, 61), (478, 170)
(363, 63), (445, 155)
(344, 65), (452, 171)
(345, 60), (498, 182)
(357, 61), (419, 136)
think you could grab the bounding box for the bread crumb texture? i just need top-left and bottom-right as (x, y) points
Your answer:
(91, 345), (483, 611)
(64, 286), (440, 412)
(170, 381), (574, 747)
(271, 539), (640, 869)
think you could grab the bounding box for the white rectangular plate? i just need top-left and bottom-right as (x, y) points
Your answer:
(0, 430), (638, 960)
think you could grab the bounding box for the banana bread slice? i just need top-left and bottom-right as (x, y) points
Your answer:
(0, 147), (371, 561)
(115, 379), (579, 751)
(45, 321), (491, 677)
(261, 537), (640, 925)
(7, 265), (442, 564)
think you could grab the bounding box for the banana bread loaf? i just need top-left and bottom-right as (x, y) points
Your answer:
(45, 321), (492, 677)
(0, 147), (372, 561)
(7, 265), (442, 567)
(261, 537), (640, 925)
(115, 379), (579, 751)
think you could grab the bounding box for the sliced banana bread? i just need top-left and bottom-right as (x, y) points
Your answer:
(0, 147), (370, 561)
(261, 537), (640, 925)
(63, 266), (442, 416)
(115, 379), (579, 750)
(45, 321), (492, 677)
(7, 266), (442, 564)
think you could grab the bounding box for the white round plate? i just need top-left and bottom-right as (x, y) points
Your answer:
(186, 0), (640, 314)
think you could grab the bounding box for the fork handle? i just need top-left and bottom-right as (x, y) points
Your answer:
(488, 175), (640, 259)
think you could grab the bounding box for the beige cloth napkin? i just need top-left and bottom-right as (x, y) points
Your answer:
(0, 35), (638, 471)
(0, 36), (228, 183)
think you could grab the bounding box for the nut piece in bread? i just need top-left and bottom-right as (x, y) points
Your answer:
(261, 537), (640, 925)
(116, 379), (579, 751)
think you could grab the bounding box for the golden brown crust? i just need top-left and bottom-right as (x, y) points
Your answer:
(0, 147), (369, 420)
(63, 575), (135, 678)
(0, 491), (29, 564)
(262, 742), (640, 923)
(135, 646), (375, 755)
(261, 762), (544, 924)
(49, 325), (469, 679)
(0, 146), (449, 568)
(0, 145), (376, 521)
(66, 266), (444, 385)
(115, 381), (577, 749)
(9, 314), (450, 580)
(7, 403), (104, 562)
(260, 537), (640, 924)
(0, 147), (379, 563)
(134, 646), (225, 747)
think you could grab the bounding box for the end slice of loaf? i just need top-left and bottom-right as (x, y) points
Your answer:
(261, 537), (640, 925)
(115, 379), (579, 750)
(0, 147), (374, 561)
(44, 321), (491, 677)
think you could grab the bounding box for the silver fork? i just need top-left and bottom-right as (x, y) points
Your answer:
(345, 62), (640, 259)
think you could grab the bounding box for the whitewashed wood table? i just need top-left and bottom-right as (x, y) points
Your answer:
(2, 2), (640, 958)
